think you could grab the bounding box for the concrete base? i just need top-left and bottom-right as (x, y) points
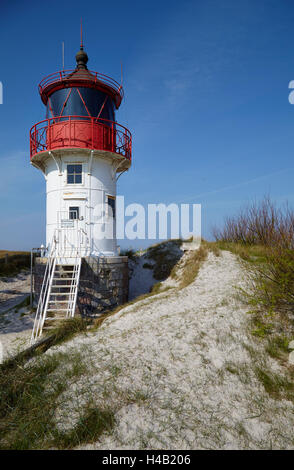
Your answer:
(33, 256), (129, 317)
(78, 256), (129, 317)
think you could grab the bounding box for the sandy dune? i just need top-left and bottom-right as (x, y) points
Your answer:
(45, 250), (294, 450)
(0, 272), (33, 360)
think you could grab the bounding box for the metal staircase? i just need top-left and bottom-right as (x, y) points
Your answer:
(31, 231), (82, 344)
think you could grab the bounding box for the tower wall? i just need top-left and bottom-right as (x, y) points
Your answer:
(44, 149), (118, 256)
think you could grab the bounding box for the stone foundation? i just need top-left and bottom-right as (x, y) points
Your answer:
(33, 256), (129, 317)
(78, 256), (129, 317)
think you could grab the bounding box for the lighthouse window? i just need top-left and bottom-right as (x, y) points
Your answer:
(107, 196), (116, 218)
(69, 207), (80, 220)
(67, 164), (82, 184)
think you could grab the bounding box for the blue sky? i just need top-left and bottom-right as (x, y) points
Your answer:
(1, 0), (294, 250)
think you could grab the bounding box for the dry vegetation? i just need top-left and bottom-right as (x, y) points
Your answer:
(213, 196), (294, 248)
(0, 251), (30, 276)
(170, 244), (208, 289)
(212, 196), (294, 343)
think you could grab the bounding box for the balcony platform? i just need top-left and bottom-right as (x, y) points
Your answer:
(30, 115), (132, 165)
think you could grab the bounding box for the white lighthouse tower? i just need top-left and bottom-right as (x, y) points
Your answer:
(30, 40), (131, 342)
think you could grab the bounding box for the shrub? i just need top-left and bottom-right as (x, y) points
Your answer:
(120, 249), (137, 261)
(248, 246), (294, 318)
(143, 262), (153, 269)
(213, 196), (294, 249)
(213, 197), (294, 332)
(0, 253), (30, 276)
(145, 240), (183, 281)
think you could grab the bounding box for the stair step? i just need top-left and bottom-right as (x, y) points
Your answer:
(43, 325), (66, 330)
(52, 284), (71, 287)
(51, 289), (72, 291)
(54, 268), (75, 270)
(50, 292), (70, 297)
(49, 298), (70, 300)
(55, 271), (75, 274)
(56, 268), (77, 271)
(48, 300), (70, 304)
(44, 317), (68, 321)
(47, 308), (69, 312)
(55, 266), (75, 268)
(53, 277), (76, 280)
(56, 265), (74, 267)
(51, 291), (71, 293)
(51, 290), (72, 292)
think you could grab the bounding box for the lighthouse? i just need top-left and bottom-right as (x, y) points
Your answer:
(30, 39), (131, 342)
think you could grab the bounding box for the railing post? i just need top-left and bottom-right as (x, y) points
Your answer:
(69, 116), (71, 147)
(112, 122), (115, 153)
(91, 117), (94, 148)
(48, 120), (51, 150)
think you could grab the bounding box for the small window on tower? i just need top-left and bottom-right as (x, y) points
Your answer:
(67, 164), (82, 184)
(69, 207), (79, 220)
(107, 196), (116, 218)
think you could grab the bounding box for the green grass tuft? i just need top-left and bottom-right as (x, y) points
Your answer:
(0, 349), (114, 450)
(265, 335), (290, 360)
(255, 366), (294, 401)
(55, 406), (115, 449)
(45, 317), (88, 346)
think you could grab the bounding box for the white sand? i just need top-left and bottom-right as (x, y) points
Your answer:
(0, 271), (30, 312)
(0, 272), (33, 360)
(45, 250), (294, 450)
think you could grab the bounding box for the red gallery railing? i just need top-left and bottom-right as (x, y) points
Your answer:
(38, 70), (124, 102)
(30, 116), (132, 161)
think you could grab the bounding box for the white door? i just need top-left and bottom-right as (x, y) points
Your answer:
(57, 201), (88, 256)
